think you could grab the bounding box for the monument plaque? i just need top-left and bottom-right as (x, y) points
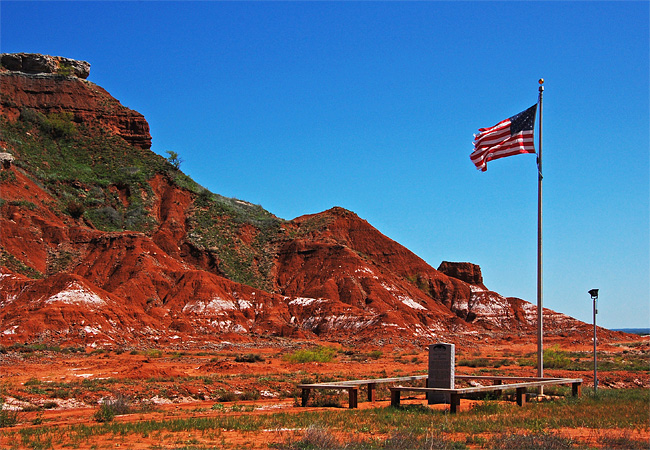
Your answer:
(427, 343), (455, 404)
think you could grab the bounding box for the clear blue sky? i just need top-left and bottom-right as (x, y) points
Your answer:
(2, 1), (648, 329)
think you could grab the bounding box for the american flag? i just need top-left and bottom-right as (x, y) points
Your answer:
(470, 104), (537, 171)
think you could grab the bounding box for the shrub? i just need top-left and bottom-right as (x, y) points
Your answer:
(85, 206), (122, 231)
(143, 349), (163, 358)
(545, 345), (572, 369)
(240, 390), (261, 401)
(235, 353), (265, 363)
(93, 394), (132, 422)
(93, 403), (115, 423)
(216, 389), (238, 403)
(44, 112), (77, 138)
(66, 199), (85, 219)
(458, 358), (490, 368)
(165, 150), (183, 169)
(21, 110), (78, 138)
(284, 346), (336, 363)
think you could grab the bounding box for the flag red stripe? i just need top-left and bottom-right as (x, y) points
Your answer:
(473, 121), (510, 146)
(471, 131), (535, 160)
(470, 130), (535, 171)
(474, 131), (512, 149)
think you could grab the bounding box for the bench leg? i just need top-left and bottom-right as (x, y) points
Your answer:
(494, 379), (503, 398)
(348, 388), (358, 409)
(572, 382), (582, 397)
(368, 383), (376, 402)
(516, 387), (527, 406)
(301, 388), (310, 407)
(390, 389), (400, 407)
(449, 393), (461, 414)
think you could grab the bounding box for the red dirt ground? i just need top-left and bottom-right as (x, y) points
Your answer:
(1, 335), (648, 449)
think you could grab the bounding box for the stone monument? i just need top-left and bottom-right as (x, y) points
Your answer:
(427, 342), (455, 404)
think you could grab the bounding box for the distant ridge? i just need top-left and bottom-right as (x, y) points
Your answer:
(613, 328), (650, 336)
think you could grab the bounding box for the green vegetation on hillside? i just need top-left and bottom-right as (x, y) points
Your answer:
(1, 109), (171, 232)
(187, 190), (282, 289)
(0, 108), (283, 288)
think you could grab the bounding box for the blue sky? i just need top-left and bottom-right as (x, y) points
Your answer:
(2, 1), (648, 329)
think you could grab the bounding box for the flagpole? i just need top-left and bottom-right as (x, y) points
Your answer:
(537, 79), (544, 390)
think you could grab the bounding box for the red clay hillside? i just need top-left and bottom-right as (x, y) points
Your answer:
(0, 53), (626, 349)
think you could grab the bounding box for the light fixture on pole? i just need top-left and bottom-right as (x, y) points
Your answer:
(589, 289), (599, 393)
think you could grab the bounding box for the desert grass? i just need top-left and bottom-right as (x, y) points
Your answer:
(6, 388), (647, 449)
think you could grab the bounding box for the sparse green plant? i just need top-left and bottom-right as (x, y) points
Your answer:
(0, 170), (16, 183)
(31, 412), (44, 425)
(23, 378), (41, 387)
(598, 433), (649, 449)
(283, 424), (340, 449)
(384, 430), (468, 449)
(56, 62), (74, 77)
(9, 200), (37, 210)
(0, 400), (19, 428)
(489, 431), (573, 449)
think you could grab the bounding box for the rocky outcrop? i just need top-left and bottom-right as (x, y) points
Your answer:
(438, 261), (486, 288)
(1, 53), (90, 79)
(0, 152), (14, 169)
(0, 55), (151, 149)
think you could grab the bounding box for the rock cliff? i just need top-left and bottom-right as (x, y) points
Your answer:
(1, 53), (91, 78)
(0, 53), (151, 149)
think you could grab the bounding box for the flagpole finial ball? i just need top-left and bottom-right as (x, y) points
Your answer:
(538, 78), (544, 85)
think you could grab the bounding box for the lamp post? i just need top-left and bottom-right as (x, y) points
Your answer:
(589, 289), (599, 393)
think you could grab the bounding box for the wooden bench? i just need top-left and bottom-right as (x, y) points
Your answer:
(298, 375), (428, 408)
(389, 377), (583, 413)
